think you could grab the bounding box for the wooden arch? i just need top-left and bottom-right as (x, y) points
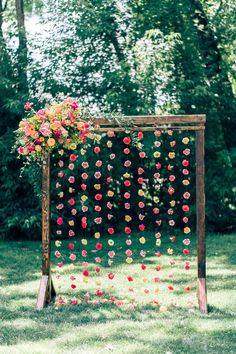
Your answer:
(36, 115), (207, 314)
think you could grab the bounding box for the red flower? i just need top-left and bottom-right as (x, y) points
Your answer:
(107, 177), (112, 183)
(168, 285), (174, 291)
(156, 162), (162, 170)
(138, 132), (143, 139)
(182, 160), (189, 167)
(108, 272), (115, 280)
(95, 242), (102, 250)
(138, 167), (144, 175)
(58, 262), (63, 268)
(156, 266), (161, 271)
(168, 187), (175, 195)
(83, 270), (89, 277)
(185, 286), (191, 292)
(108, 227), (114, 234)
(94, 146), (101, 154)
(153, 208), (160, 214)
(69, 243), (75, 250)
(124, 148), (130, 154)
(96, 267), (101, 273)
(170, 236), (176, 243)
(96, 290), (103, 296)
(125, 226), (131, 234)
(127, 276), (134, 282)
(71, 284), (76, 289)
(156, 251), (161, 257)
(95, 194), (102, 201)
(138, 177), (144, 184)
(141, 264), (146, 270)
(183, 249), (190, 255)
(124, 180), (131, 187)
(57, 217), (63, 225)
(139, 224), (145, 231)
(154, 277), (160, 283)
(24, 101), (33, 110)
(182, 205), (189, 212)
(81, 183), (87, 191)
(123, 137), (131, 145)
(70, 154), (77, 161)
(68, 198), (75, 206)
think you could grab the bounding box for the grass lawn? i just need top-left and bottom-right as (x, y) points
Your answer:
(0, 233), (235, 354)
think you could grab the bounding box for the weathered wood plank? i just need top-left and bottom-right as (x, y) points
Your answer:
(36, 275), (49, 310)
(42, 153), (51, 276)
(95, 125), (204, 132)
(196, 129), (207, 314)
(92, 115), (206, 126)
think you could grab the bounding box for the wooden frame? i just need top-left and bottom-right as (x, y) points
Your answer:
(36, 114), (207, 313)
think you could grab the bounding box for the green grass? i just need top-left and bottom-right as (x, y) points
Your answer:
(0, 233), (236, 354)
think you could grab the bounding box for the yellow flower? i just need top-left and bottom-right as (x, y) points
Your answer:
(137, 142), (143, 149)
(125, 215), (132, 222)
(77, 122), (84, 130)
(107, 140), (113, 148)
(154, 196), (160, 203)
(68, 187), (75, 193)
(58, 192), (64, 198)
(81, 239), (87, 245)
(167, 248), (173, 255)
(170, 200), (176, 207)
(139, 237), (146, 244)
(182, 179), (190, 186)
(80, 148), (86, 155)
(58, 149), (64, 155)
(107, 190), (114, 197)
(108, 239), (114, 246)
(138, 189), (145, 197)
(154, 151), (161, 158)
(35, 145), (42, 152)
(31, 131), (39, 139)
(94, 184), (101, 190)
(47, 138), (56, 147)
(159, 305), (168, 313)
(126, 257), (133, 264)
(39, 137), (45, 142)
(55, 240), (61, 247)
(68, 220), (74, 226)
(95, 134), (102, 141)
(51, 121), (61, 131)
(77, 299), (82, 305)
(156, 239), (161, 246)
(64, 119), (71, 126)
(168, 152), (175, 159)
(83, 277), (88, 283)
(182, 137), (190, 144)
(184, 227), (191, 234)
(81, 195), (88, 202)
(70, 143), (77, 150)
(94, 232), (100, 239)
(123, 172), (130, 178)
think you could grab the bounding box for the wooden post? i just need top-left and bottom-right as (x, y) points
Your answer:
(196, 128), (208, 314)
(36, 153), (56, 310)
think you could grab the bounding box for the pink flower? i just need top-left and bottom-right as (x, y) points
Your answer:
(126, 239), (132, 245)
(124, 160), (131, 167)
(68, 176), (75, 183)
(139, 151), (146, 158)
(58, 171), (64, 178)
(140, 250), (146, 257)
(183, 169), (189, 175)
(82, 162), (89, 168)
(138, 132), (143, 139)
(138, 167), (144, 175)
(156, 162), (162, 170)
(68, 163), (74, 170)
(168, 187), (175, 195)
(138, 177), (144, 184)
(141, 264), (146, 270)
(108, 227), (114, 235)
(69, 243), (75, 250)
(183, 248), (190, 255)
(168, 164), (173, 171)
(182, 205), (189, 212)
(125, 203), (130, 209)
(96, 160), (102, 167)
(127, 276), (134, 282)
(83, 270), (89, 276)
(27, 144), (35, 152)
(139, 214), (145, 220)
(107, 202), (112, 209)
(182, 159), (189, 167)
(183, 238), (190, 246)
(183, 217), (189, 223)
(124, 180), (131, 187)
(125, 227), (131, 234)
(71, 297), (77, 304)
(71, 284), (76, 289)
(96, 267), (101, 273)
(17, 147), (26, 155)
(95, 205), (101, 212)
(37, 108), (47, 116)
(81, 183), (87, 190)
(69, 230), (75, 237)
(183, 192), (190, 199)
(24, 101), (33, 110)
(69, 253), (76, 261)
(94, 172), (101, 179)
(39, 122), (51, 137)
(108, 251), (115, 258)
(82, 206), (88, 212)
(56, 203), (64, 210)
(169, 220), (175, 226)
(82, 262), (88, 267)
(124, 148), (130, 154)
(154, 173), (160, 179)
(82, 250), (87, 257)
(183, 148), (190, 156)
(55, 251), (61, 258)
(155, 232), (161, 239)
(170, 140), (176, 147)
(170, 236), (176, 242)
(94, 146), (100, 154)
(108, 272), (115, 280)
(138, 202), (145, 208)
(139, 224), (145, 231)
(95, 257), (101, 263)
(107, 177), (112, 183)
(126, 249), (132, 256)
(144, 288), (150, 294)
(124, 192), (130, 199)
(94, 217), (102, 224)
(154, 277), (160, 283)
(95, 194), (102, 201)
(110, 153), (115, 160)
(169, 175), (175, 182)
(58, 262), (63, 268)
(81, 173), (88, 180)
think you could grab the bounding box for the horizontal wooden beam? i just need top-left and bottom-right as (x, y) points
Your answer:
(94, 125), (204, 132)
(91, 115), (206, 126)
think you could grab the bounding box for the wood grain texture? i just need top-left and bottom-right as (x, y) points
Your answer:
(42, 153), (51, 276)
(196, 129), (207, 314)
(95, 125), (204, 132)
(36, 275), (49, 310)
(197, 278), (208, 314)
(91, 115), (206, 126)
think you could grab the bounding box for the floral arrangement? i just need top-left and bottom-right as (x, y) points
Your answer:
(15, 98), (93, 161)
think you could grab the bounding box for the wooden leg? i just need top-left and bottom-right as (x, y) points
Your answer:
(196, 129), (208, 314)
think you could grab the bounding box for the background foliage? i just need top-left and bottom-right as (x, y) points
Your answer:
(0, 0), (235, 239)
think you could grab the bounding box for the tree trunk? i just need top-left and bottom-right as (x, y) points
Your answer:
(15, 0), (28, 93)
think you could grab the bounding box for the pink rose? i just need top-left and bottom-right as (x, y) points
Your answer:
(68, 163), (74, 170)
(126, 249), (132, 257)
(183, 238), (190, 246)
(81, 173), (88, 179)
(82, 250), (87, 257)
(125, 203), (130, 209)
(71, 209), (77, 215)
(94, 172), (101, 179)
(124, 160), (131, 167)
(69, 253), (76, 261)
(96, 160), (102, 167)
(39, 122), (51, 137)
(82, 162), (89, 168)
(68, 176), (75, 183)
(139, 151), (146, 158)
(138, 167), (144, 175)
